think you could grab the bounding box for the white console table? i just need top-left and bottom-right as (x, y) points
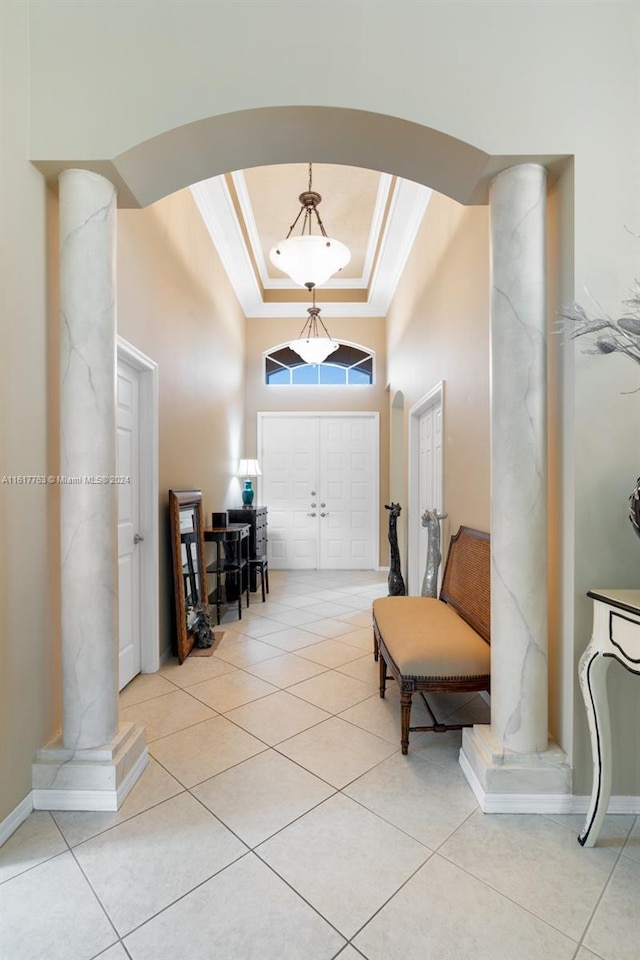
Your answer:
(578, 589), (640, 847)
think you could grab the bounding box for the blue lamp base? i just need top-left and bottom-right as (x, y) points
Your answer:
(242, 480), (254, 506)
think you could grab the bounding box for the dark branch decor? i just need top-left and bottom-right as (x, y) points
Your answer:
(559, 279), (640, 374)
(559, 269), (640, 542)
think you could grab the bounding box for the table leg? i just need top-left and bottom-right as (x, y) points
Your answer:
(578, 648), (613, 847)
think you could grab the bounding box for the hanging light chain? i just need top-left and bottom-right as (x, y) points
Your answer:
(294, 287), (336, 342)
(283, 163), (329, 240)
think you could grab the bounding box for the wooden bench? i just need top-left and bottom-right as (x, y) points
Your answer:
(372, 525), (490, 754)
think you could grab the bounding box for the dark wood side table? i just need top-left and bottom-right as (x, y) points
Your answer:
(204, 523), (250, 624)
(227, 507), (268, 592)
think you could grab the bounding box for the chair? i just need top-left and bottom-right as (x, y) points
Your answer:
(248, 554), (269, 602)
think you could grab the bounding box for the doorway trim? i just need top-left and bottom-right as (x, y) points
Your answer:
(408, 381), (445, 595)
(257, 410), (380, 571)
(117, 336), (159, 674)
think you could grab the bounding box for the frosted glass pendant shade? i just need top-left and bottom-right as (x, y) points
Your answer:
(289, 337), (339, 365)
(269, 235), (351, 288)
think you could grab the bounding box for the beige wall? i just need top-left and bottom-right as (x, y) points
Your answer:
(244, 315), (389, 566)
(386, 193), (490, 543)
(2, 0), (639, 823)
(117, 189), (246, 657)
(0, 3), (60, 821)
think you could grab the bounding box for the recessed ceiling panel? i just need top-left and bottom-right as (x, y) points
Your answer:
(242, 163), (381, 281)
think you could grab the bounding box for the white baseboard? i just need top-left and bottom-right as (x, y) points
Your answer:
(0, 793), (34, 847)
(459, 751), (640, 814)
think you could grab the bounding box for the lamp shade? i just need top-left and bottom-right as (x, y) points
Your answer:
(289, 337), (340, 365)
(269, 235), (350, 289)
(237, 459), (262, 477)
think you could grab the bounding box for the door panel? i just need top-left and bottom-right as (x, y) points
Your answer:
(117, 359), (141, 689)
(262, 416), (319, 569)
(261, 414), (377, 571)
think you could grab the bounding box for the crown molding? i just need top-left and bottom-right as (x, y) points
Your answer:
(191, 173), (431, 318)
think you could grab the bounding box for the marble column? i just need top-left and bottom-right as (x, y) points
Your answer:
(32, 169), (147, 809)
(460, 163), (571, 808)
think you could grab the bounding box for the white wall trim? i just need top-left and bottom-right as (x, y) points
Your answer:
(117, 337), (160, 675)
(0, 793), (34, 846)
(408, 381), (445, 595)
(459, 751), (640, 815)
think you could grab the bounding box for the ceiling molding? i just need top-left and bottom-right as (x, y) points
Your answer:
(190, 170), (432, 318)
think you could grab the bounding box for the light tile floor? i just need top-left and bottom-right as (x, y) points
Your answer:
(1, 570), (639, 960)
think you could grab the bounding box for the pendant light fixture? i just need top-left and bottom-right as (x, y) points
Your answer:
(269, 163), (350, 289)
(289, 287), (340, 365)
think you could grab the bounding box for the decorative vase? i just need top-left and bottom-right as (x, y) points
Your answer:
(629, 477), (640, 539)
(242, 480), (254, 506)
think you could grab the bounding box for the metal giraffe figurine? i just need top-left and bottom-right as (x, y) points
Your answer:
(385, 503), (406, 596)
(421, 508), (448, 598)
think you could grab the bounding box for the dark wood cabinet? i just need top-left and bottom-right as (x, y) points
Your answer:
(227, 507), (267, 592)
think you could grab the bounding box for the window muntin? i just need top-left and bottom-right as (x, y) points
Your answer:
(264, 343), (374, 385)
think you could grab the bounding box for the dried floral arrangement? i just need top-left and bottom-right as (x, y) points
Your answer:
(559, 279), (640, 369)
(558, 266), (640, 540)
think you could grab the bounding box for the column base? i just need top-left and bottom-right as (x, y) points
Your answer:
(460, 724), (572, 813)
(32, 722), (148, 811)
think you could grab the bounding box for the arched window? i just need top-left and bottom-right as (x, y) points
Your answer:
(264, 342), (374, 385)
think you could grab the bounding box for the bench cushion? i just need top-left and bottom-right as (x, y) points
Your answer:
(373, 597), (490, 680)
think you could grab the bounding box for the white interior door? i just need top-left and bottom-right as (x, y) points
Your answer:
(408, 383), (445, 595)
(417, 402), (443, 581)
(260, 413), (378, 570)
(117, 358), (142, 689)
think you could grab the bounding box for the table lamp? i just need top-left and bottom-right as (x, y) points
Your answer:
(237, 459), (262, 506)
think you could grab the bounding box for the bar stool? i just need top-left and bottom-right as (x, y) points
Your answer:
(248, 555), (269, 603)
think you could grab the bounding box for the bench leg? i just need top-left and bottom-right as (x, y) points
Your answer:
(379, 654), (387, 698)
(400, 688), (412, 755)
(373, 632), (379, 662)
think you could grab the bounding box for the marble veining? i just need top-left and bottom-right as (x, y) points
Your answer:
(488, 163), (549, 758)
(59, 169), (119, 751)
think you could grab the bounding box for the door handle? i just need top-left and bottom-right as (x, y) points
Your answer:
(134, 533), (144, 544)
(320, 512), (330, 518)
(307, 512), (317, 517)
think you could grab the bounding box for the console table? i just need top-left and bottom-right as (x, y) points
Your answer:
(204, 523), (250, 624)
(578, 589), (640, 847)
(227, 507), (268, 592)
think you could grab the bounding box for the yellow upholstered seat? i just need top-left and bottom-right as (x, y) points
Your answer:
(372, 597), (490, 680)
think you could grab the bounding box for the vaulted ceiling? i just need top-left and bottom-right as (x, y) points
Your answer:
(190, 162), (432, 319)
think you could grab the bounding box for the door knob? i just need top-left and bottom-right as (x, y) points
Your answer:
(311, 490), (317, 496)
(310, 502), (317, 508)
(320, 512), (330, 517)
(320, 502), (326, 507)
(307, 512), (317, 517)
(134, 533), (144, 544)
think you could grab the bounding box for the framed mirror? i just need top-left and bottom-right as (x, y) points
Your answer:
(169, 489), (209, 663)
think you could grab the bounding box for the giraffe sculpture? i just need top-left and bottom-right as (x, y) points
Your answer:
(385, 502), (406, 596)
(421, 508), (448, 598)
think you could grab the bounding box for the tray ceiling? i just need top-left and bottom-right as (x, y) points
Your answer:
(191, 162), (432, 318)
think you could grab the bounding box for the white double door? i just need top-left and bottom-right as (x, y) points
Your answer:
(260, 413), (378, 570)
